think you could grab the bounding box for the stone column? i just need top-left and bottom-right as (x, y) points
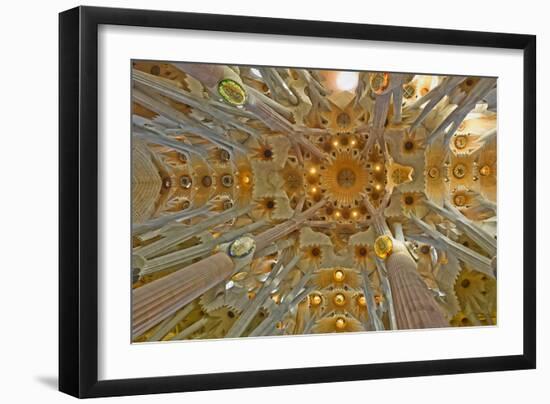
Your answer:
(385, 241), (448, 330)
(132, 252), (235, 338)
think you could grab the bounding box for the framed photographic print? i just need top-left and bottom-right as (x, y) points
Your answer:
(59, 6), (536, 398)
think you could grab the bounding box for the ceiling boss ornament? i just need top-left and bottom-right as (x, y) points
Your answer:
(217, 78), (247, 106)
(374, 235), (393, 259)
(228, 236), (256, 258)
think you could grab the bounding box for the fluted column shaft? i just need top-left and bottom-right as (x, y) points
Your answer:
(385, 249), (448, 330)
(132, 252), (234, 338)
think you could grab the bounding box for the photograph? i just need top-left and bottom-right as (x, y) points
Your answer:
(0, 1), (541, 401)
(130, 61), (497, 342)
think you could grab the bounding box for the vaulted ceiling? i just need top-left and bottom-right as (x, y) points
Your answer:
(131, 62), (497, 342)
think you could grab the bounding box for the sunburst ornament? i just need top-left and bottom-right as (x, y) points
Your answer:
(400, 129), (426, 158)
(354, 244), (369, 266)
(454, 268), (495, 320)
(450, 311), (474, 327)
(319, 151), (369, 207)
(400, 192), (429, 217)
(303, 245), (323, 268)
(252, 142), (275, 162)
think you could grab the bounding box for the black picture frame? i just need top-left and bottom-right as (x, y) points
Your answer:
(59, 5), (536, 398)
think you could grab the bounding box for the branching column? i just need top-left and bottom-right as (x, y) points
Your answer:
(253, 199), (326, 253)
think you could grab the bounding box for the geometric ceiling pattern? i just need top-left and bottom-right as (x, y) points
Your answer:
(131, 61), (497, 342)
